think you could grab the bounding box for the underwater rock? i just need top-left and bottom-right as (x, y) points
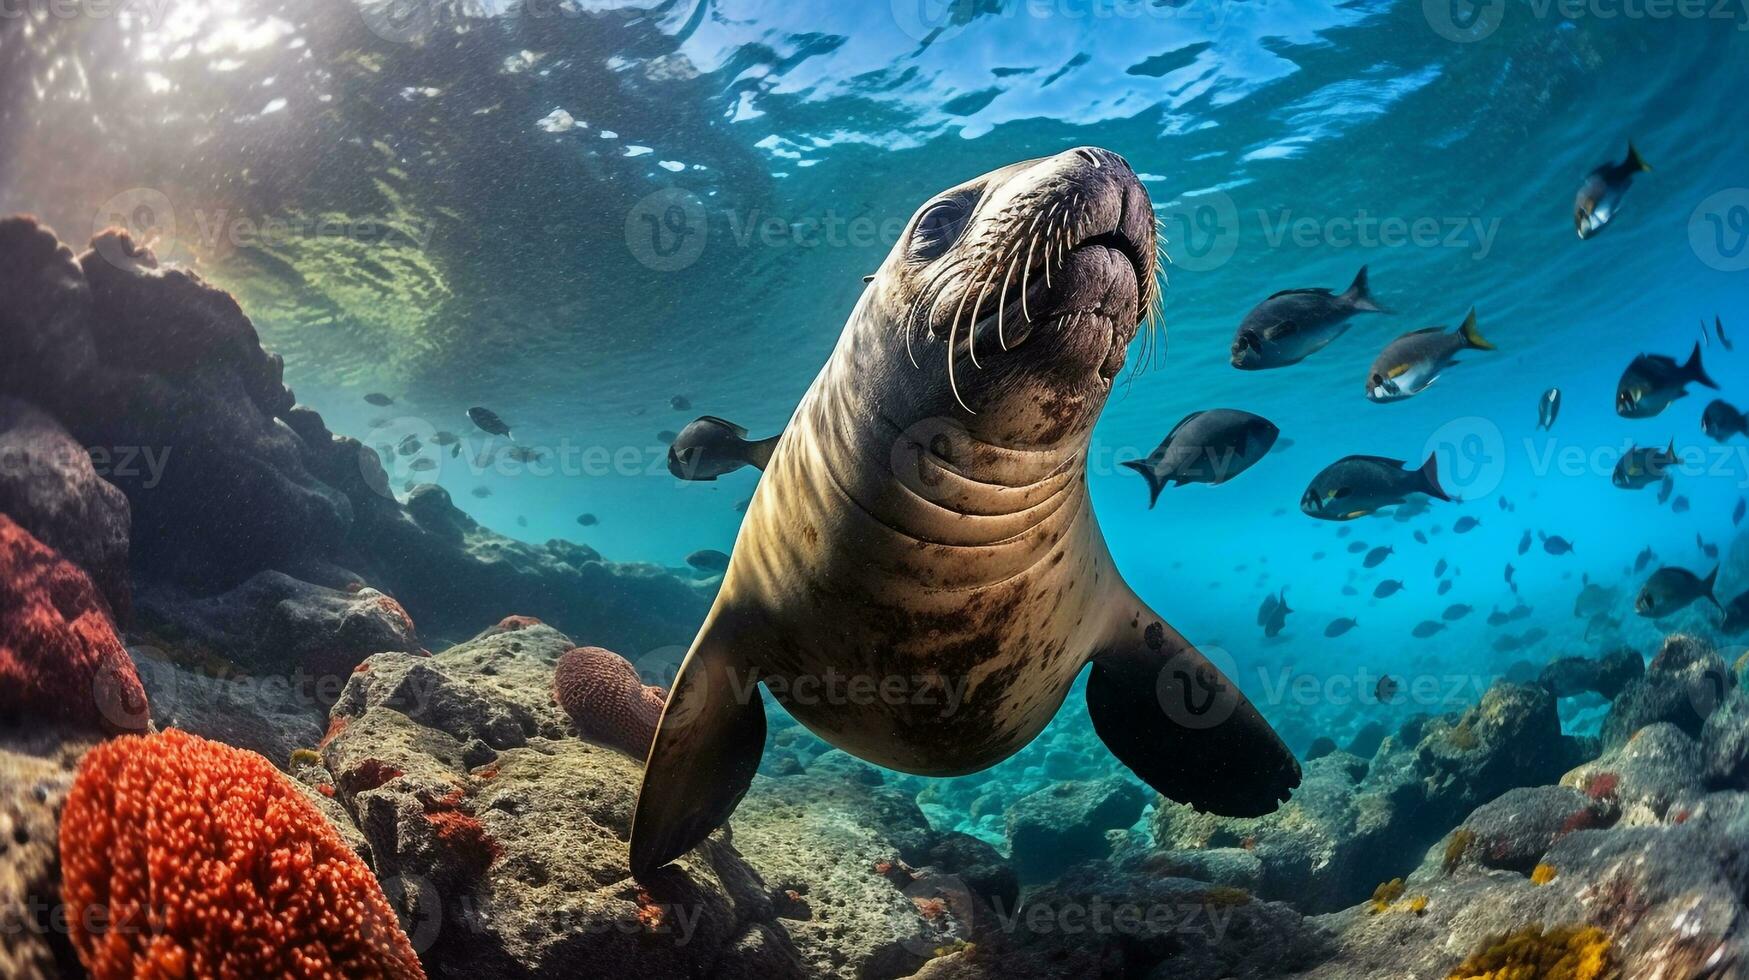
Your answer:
(0, 397), (131, 618)
(0, 217), (97, 401)
(0, 725), (94, 980)
(1599, 633), (1731, 750)
(127, 649), (327, 768)
(320, 623), (1011, 979)
(1700, 685), (1749, 787)
(1562, 722), (1705, 823)
(1451, 786), (1605, 874)
(1004, 776), (1148, 882)
(59, 729), (426, 979)
(133, 569), (420, 684)
(1153, 681), (1583, 913)
(1536, 647), (1644, 700)
(552, 645), (667, 757)
(0, 515), (148, 735)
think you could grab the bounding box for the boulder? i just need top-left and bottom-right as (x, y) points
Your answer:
(1004, 776), (1147, 882)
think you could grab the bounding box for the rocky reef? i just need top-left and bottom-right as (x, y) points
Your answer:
(6, 213), (1749, 979)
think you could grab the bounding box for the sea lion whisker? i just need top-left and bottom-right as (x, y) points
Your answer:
(997, 252), (1019, 351)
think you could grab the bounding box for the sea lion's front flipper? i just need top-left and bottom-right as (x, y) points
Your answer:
(1087, 607), (1300, 817)
(629, 614), (766, 879)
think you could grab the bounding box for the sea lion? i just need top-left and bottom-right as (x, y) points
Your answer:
(631, 147), (1302, 878)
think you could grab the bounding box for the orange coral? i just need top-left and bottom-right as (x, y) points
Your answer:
(59, 729), (426, 979)
(0, 515), (148, 734)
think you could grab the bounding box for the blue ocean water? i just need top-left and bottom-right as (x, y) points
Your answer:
(3, 0), (1747, 778)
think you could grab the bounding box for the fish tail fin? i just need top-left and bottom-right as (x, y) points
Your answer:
(1626, 141), (1652, 173)
(1705, 565), (1723, 612)
(1122, 459), (1167, 509)
(742, 434), (782, 471)
(1684, 342), (1719, 390)
(1343, 265), (1386, 313)
(1457, 308), (1494, 351)
(1419, 452), (1453, 502)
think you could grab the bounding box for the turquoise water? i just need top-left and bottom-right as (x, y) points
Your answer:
(4, 0), (1747, 763)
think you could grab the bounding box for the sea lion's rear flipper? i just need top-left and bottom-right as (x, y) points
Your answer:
(629, 618), (766, 879)
(1087, 608), (1300, 817)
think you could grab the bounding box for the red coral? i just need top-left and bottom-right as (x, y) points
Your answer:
(421, 789), (500, 881)
(1584, 772), (1620, 801)
(59, 729), (426, 980)
(319, 714), (350, 748)
(553, 646), (668, 757)
(0, 514), (147, 734)
(493, 615), (543, 632)
(341, 758), (406, 795)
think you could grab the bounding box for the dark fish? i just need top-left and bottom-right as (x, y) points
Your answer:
(1337, 526), (1352, 537)
(685, 548), (731, 573)
(1698, 533), (1718, 560)
(1301, 454), (1450, 521)
(1122, 409), (1280, 505)
(1616, 342), (1717, 418)
(370, 417), (392, 428)
(1540, 533), (1574, 556)
(1613, 441), (1676, 490)
(451, 443), (461, 458)
(364, 392), (394, 406)
(658, 430), (678, 444)
(1672, 496), (1690, 514)
(1442, 603), (1472, 621)
(1273, 437), (1296, 453)
(409, 457), (436, 472)
(1574, 141), (1651, 239)
(1504, 563), (1516, 592)
(475, 448), (499, 467)
(468, 406), (513, 438)
(1453, 516), (1480, 533)
(1537, 388), (1561, 431)
(397, 434), (422, 456)
(516, 516), (527, 527)
(1312, 550), (1326, 560)
(1714, 315), (1734, 352)
(1493, 633), (1523, 653)
(506, 446), (544, 463)
(1635, 564), (1721, 618)
(1735, 499), (1745, 527)
(1413, 530), (1428, 544)
(1507, 602), (1533, 621)
(1365, 309), (1496, 402)
(1375, 675), (1399, 703)
(1437, 579), (1453, 596)
(1341, 585), (1359, 596)
(1363, 546), (1393, 568)
(1261, 588), (1292, 638)
(671, 395), (693, 411)
(431, 430), (459, 446)
(576, 513), (599, 527)
(1324, 617), (1360, 638)
(1723, 590), (1749, 635)
(1634, 546), (1655, 572)
(668, 416), (782, 481)
(470, 486), (492, 498)
(1347, 541), (1368, 554)
(1521, 627), (1548, 646)
(1374, 579), (1405, 598)
(1658, 475), (1675, 504)
(1411, 620), (1446, 639)
(1434, 558), (1448, 577)
(1517, 529), (1531, 555)
(1584, 613), (1621, 642)
(734, 497), (752, 514)
(1702, 400), (1748, 442)
(1486, 607), (1512, 627)
(1230, 266), (1385, 369)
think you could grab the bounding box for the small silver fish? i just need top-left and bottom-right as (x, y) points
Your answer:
(1365, 309), (1495, 402)
(1575, 142), (1651, 239)
(1537, 388), (1561, 430)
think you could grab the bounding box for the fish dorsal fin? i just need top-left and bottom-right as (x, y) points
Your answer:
(1404, 326), (1445, 338)
(1163, 411), (1205, 442)
(697, 415), (749, 439)
(1264, 287), (1333, 301)
(1349, 454), (1411, 469)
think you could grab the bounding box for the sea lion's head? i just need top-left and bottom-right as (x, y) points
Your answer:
(857, 147), (1159, 449)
